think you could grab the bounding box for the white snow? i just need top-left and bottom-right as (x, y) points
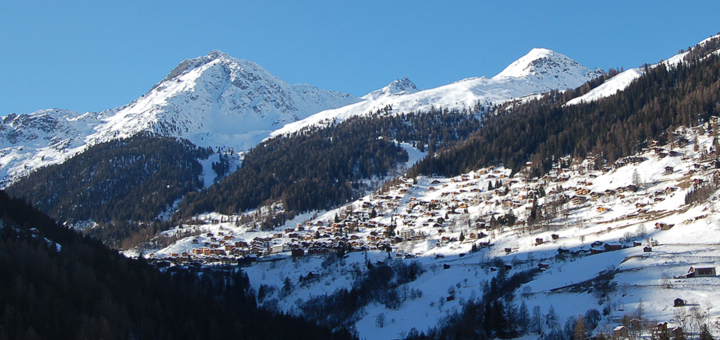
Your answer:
(272, 49), (604, 137)
(566, 68), (644, 106)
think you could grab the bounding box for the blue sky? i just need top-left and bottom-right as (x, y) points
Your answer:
(2, 1), (720, 115)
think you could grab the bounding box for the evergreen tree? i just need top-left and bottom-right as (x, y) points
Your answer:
(546, 305), (559, 330)
(519, 301), (530, 335)
(700, 324), (714, 340)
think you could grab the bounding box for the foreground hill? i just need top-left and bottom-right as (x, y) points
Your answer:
(0, 190), (355, 340)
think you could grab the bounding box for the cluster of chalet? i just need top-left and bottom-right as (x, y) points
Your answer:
(613, 288), (718, 339)
(152, 122), (720, 272)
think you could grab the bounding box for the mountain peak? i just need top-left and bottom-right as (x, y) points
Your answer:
(492, 48), (604, 90)
(206, 50), (228, 61)
(157, 50), (260, 87)
(494, 48), (589, 79)
(363, 77), (419, 100)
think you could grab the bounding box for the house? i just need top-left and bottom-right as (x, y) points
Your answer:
(571, 196), (588, 205)
(664, 166), (674, 175)
(535, 238), (544, 245)
(303, 271), (320, 281)
(674, 298), (685, 307)
(613, 325), (629, 338)
(291, 249), (305, 257)
(655, 222), (674, 230)
(644, 246), (653, 252)
(604, 243), (622, 251)
(400, 229), (415, 239)
(682, 266), (717, 278)
(590, 247), (605, 255)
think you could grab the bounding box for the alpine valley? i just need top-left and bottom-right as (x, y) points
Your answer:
(4, 33), (720, 340)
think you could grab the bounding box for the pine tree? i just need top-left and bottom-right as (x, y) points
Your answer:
(700, 324), (714, 340)
(519, 301), (530, 334)
(546, 305), (559, 330)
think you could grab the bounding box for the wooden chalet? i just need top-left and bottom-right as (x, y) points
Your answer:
(679, 266), (716, 278)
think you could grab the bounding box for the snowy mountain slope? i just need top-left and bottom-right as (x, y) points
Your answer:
(0, 51), (358, 186)
(565, 34), (720, 106)
(566, 68), (645, 106)
(272, 48), (604, 137)
(564, 51), (689, 106)
(0, 109), (111, 186)
(362, 77), (419, 100)
(145, 120), (720, 339)
(84, 51), (359, 148)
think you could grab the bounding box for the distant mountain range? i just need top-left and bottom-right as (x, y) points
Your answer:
(1, 48), (601, 187)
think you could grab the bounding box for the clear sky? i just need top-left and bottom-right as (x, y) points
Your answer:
(2, 1), (720, 115)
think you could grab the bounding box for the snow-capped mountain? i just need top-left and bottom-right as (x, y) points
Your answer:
(272, 48), (604, 136)
(0, 51), (358, 186)
(362, 77), (419, 100)
(0, 48), (605, 187)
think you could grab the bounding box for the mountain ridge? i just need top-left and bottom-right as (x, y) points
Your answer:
(1, 47), (601, 187)
(0, 51), (359, 186)
(271, 48), (604, 137)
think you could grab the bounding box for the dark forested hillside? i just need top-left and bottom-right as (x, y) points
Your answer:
(409, 38), (720, 179)
(0, 190), (356, 340)
(179, 108), (482, 218)
(6, 134), (211, 224)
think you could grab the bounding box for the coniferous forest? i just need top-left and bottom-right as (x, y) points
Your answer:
(5, 134), (211, 224)
(178, 108), (482, 218)
(0, 190), (356, 340)
(409, 43), (720, 179)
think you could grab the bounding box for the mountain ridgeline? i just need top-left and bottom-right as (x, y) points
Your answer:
(409, 38), (720, 179)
